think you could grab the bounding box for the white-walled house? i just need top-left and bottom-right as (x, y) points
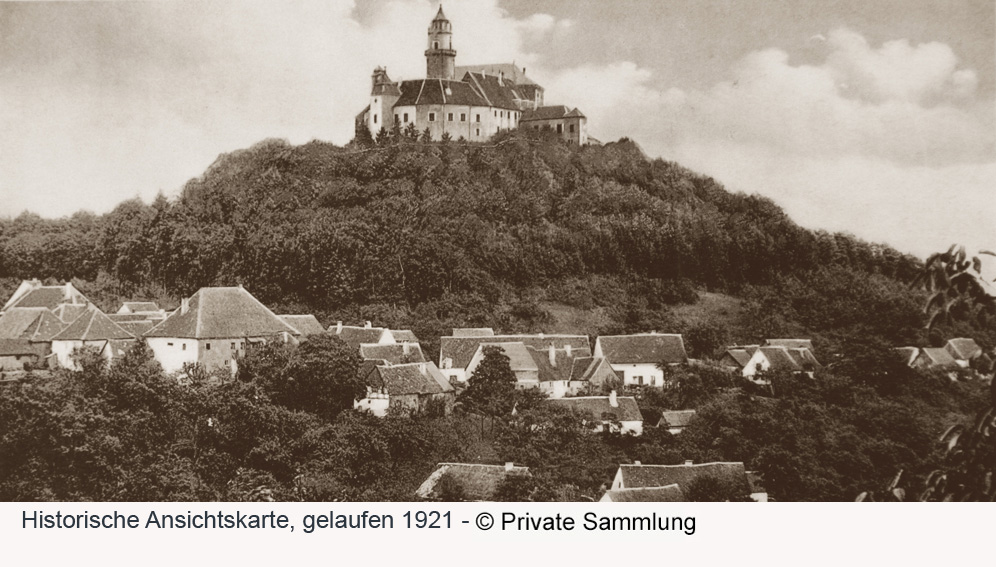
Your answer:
(594, 333), (688, 387)
(438, 333), (591, 383)
(610, 461), (755, 501)
(329, 322), (396, 348)
(742, 346), (820, 382)
(354, 361), (455, 417)
(49, 307), (136, 369)
(546, 391), (643, 435)
(945, 338), (982, 368)
(144, 286), (300, 374)
(2, 279), (90, 314)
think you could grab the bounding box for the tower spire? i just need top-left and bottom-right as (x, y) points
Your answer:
(425, 3), (456, 80)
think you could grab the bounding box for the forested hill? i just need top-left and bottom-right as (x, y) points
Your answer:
(0, 130), (935, 353)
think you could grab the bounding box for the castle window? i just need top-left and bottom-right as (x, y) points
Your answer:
(373, 114), (378, 124)
(206, 343), (211, 350)
(476, 128), (480, 136)
(404, 113), (409, 122)
(429, 112), (436, 122)
(460, 113), (466, 122)
(433, 41), (439, 49)
(448, 112), (453, 121)
(476, 114), (481, 123)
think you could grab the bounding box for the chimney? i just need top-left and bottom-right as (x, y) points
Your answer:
(498, 71), (504, 86)
(609, 390), (618, 408)
(548, 344), (557, 367)
(418, 363), (427, 375)
(504, 462), (514, 471)
(237, 283), (244, 289)
(181, 298), (190, 315)
(538, 332), (544, 339)
(634, 461), (641, 466)
(565, 344), (572, 357)
(685, 460), (694, 466)
(64, 283), (72, 300)
(403, 342), (411, 355)
(335, 321), (343, 333)
(364, 321), (372, 329)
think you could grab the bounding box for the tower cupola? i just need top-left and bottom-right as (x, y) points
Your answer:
(425, 5), (456, 80)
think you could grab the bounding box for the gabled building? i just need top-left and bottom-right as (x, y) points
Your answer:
(329, 322), (396, 349)
(0, 307), (67, 370)
(2, 280), (90, 315)
(912, 347), (960, 373)
(594, 332), (689, 387)
(719, 345), (759, 371)
(279, 315), (326, 336)
(526, 344), (601, 398)
(600, 484), (685, 503)
(742, 346), (819, 382)
(358, 342), (427, 365)
(49, 306), (136, 369)
(354, 361), (455, 417)
(610, 461), (755, 501)
(944, 338), (983, 368)
(416, 462), (531, 502)
(568, 355), (621, 393)
(546, 391), (643, 435)
(657, 409), (696, 435)
(465, 342), (539, 388)
(520, 105), (588, 145)
(439, 332), (591, 383)
(764, 338), (815, 352)
(144, 286), (300, 374)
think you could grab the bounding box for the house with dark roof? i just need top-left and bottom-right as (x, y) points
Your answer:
(719, 346), (759, 371)
(416, 462), (531, 501)
(465, 342), (539, 388)
(329, 321), (396, 349)
(355, 361), (455, 417)
(144, 286), (299, 374)
(356, 5), (588, 144)
(610, 461), (754, 501)
(391, 329), (420, 343)
(50, 306), (137, 369)
(657, 409), (696, 435)
(944, 338), (983, 368)
(279, 315), (326, 336)
(765, 338), (815, 352)
(594, 333), (689, 388)
(0, 307), (66, 369)
(742, 346), (820, 382)
(520, 105), (588, 145)
(2, 279), (90, 316)
(524, 344), (611, 398)
(359, 342), (427, 365)
(0, 338), (43, 371)
(439, 333), (591, 383)
(546, 391), (643, 435)
(600, 484), (685, 503)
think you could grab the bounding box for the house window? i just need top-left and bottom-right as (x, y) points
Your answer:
(231, 342), (236, 349)
(569, 124), (575, 133)
(206, 343), (211, 350)
(394, 114), (399, 123)
(224, 359), (230, 366)
(557, 124), (563, 134)
(448, 112), (453, 121)
(167, 342), (173, 347)
(182, 343), (187, 351)
(404, 113), (409, 122)
(635, 376), (644, 385)
(460, 113), (466, 121)
(476, 114), (481, 122)
(429, 112), (436, 122)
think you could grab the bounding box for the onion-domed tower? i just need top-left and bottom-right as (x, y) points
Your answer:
(425, 5), (456, 80)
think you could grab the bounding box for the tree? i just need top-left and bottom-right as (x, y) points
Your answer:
(460, 346), (517, 420)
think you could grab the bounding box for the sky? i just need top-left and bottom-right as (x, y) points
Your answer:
(0, 0), (993, 259)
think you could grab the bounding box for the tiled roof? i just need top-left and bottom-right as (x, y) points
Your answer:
(520, 105), (586, 122)
(0, 338), (39, 356)
(454, 63), (536, 85)
(945, 338), (982, 361)
(279, 315), (326, 335)
(658, 410), (696, 429)
(919, 347), (959, 368)
(50, 307), (135, 341)
(7, 284), (88, 311)
(370, 363), (454, 396)
(395, 79), (488, 108)
(392, 329), (420, 343)
(527, 346), (593, 382)
(0, 308), (65, 341)
(894, 347), (920, 366)
(462, 72), (523, 110)
(117, 320), (155, 337)
(617, 462), (752, 496)
(416, 463), (531, 501)
(601, 484), (685, 503)
(145, 287), (298, 339)
(359, 343), (427, 364)
(333, 326), (391, 348)
(596, 334), (688, 365)
(452, 328), (495, 337)
(440, 334), (590, 370)
(568, 356), (614, 382)
(120, 302), (160, 313)
(546, 396), (642, 423)
(756, 346), (802, 372)
(722, 349), (753, 367)
(786, 348), (821, 369)
(53, 304), (89, 324)
(765, 339), (814, 351)
(475, 343), (538, 372)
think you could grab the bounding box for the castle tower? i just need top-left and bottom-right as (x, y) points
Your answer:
(425, 5), (456, 80)
(367, 67), (401, 136)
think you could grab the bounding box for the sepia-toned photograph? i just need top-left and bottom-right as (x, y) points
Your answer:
(0, 0), (994, 504)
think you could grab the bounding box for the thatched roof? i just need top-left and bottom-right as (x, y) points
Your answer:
(416, 463), (531, 501)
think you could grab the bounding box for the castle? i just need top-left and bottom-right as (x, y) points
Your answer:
(356, 5), (589, 145)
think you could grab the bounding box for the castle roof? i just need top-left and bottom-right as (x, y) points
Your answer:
(463, 72), (527, 109)
(454, 63), (537, 85)
(395, 78), (487, 108)
(521, 105), (584, 121)
(432, 4), (449, 23)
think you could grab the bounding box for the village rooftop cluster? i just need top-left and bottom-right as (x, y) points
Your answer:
(1, 279), (988, 502)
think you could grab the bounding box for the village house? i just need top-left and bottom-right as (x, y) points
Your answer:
(438, 332), (591, 383)
(719, 345), (759, 372)
(465, 342), (539, 387)
(910, 347), (960, 374)
(329, 321), (396, 348)
(610, 461), (763, 501)
(944, 338), (983, 368)
(593, 332), (689, 387)
(765, 338), (815, 352)
(546, 391), (643, 435)
(144, 286), (300, 374)
(657, 409), (696, 435)
(525, 344), (618, 398)
(278, 314), (326, 336)
(599, 484), (685, 503)
(416, 462), (531, 501)
(2, 280), (91, 324)
(354, 361), (455, 417)
(49, 306), (137, 369)
(742, 345), (821, 382)
(0, 307), (67, 370)
(358, 342), (427, 365)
